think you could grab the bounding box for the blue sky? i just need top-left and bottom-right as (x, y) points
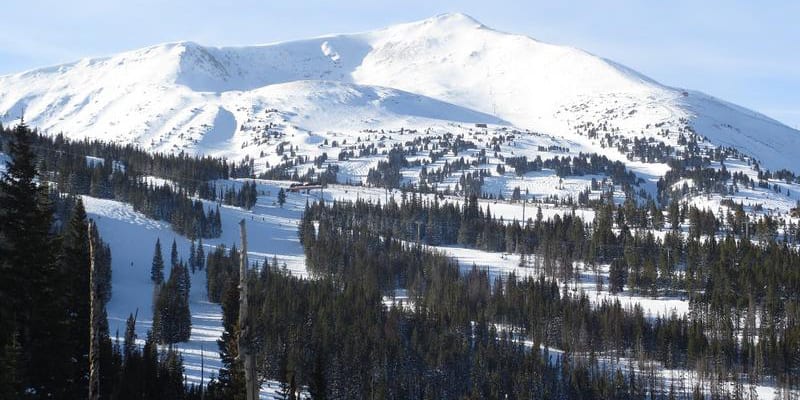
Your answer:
(1, 0), (797, 127)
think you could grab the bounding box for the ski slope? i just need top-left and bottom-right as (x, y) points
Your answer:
(83, 181), (308, 396)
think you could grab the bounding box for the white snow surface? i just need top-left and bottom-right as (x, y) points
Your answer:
(1, 13), (798, 171)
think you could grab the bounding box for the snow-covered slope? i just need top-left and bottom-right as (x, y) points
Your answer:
(1, 13), (798, 171)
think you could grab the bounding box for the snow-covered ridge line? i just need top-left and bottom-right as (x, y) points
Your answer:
(1, 13), (798, 172)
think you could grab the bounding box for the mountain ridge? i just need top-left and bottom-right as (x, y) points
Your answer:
(1, 12), (798, 171)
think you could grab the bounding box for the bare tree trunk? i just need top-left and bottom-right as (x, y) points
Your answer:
(88, 221), (100, 400)
(238, 220), (258, 400)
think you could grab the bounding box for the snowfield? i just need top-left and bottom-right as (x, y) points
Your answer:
(1, 13), (798, 172)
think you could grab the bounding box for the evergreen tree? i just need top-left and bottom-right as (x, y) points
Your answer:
(213, 206), (223, 237)
(151, 238), (165, 284)
(92, 222), (113, 307)
(60, 199), (93, 397)
(123, 312), (137, 361)
(277, 187), (286, 208)
(196, 238), (205, 270)
(153, 258), (192, 345)
(189, 240), (197, 273)
(609, 259), (627, 294)
(207, 281), (245, 399)
(171, 239), (179, 269)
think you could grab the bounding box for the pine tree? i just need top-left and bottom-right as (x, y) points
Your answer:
(189, 240), (197, 273)
(92, 222), (113, 307)
(153, 259), (192, 345)
(60, 199), (93, 397)
(123, 312), (137, 360)
(175, 260), (192, 342)
(151, 238), (165, 284)
(196, 238), (205, 270)
(207, 280), (245, 398)
(170, 238), (179, 269)
(213, 205), (223, 237)
(177, 260), (191, 303)
(278, 187), (287, 208)
(609, 259), (627, 294)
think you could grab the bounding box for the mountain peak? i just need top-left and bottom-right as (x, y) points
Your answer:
(2, 14), (799, 171)
(391, 12), (485, 33)
(425, 12), (483, 27)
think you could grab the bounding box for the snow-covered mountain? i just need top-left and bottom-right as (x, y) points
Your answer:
(1, 12), (798, 171)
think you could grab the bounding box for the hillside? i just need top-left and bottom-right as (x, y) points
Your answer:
(2, 13), (800, 397)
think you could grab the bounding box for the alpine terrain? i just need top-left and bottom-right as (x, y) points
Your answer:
(1, 12), (799, 399)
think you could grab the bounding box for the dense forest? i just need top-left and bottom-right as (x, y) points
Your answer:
(261, 197), (799, 397)
(205, 233), (650, 398)
(198, 195), (798, 398)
